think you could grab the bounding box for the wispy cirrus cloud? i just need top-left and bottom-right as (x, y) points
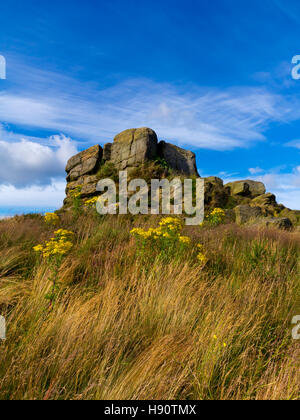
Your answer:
(249, 167), (264, 175)
(1, 58), (300, 210)
(286, 139), (300, 149)
(273, 0), (300, 25)
(1, 59), (300, 152)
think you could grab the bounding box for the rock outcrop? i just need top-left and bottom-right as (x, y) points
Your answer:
(66, 145), (102, 182)
(262, 217), (293, 230)
(158, 141), (198, 176)
(234, 205), (263, 225)
(64, 127), (198, 206)
(225, 180), (266, 198)
(107, 128), (158, 170)
(204, 177), (229, 209)
(63, 127), (299, 229)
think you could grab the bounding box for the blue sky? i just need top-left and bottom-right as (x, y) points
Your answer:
(0, 0), (300, 214)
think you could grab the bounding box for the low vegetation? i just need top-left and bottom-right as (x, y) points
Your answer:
(0, 208), (299, 400)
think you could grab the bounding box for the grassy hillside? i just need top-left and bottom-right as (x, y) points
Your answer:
(0, 211), (299, 400)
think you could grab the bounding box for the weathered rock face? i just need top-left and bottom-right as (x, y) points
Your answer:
(63, 127), (298, 229)
(64, 127), (199, 205)
(204, 177), (229, 209)
(251, 193), (276, 207)
(250, 193), (284, 216)
(278, 208), (300, 225)
(158, 142), (199, 176)
(66, 175), (99, 197)
(225, 180), (266, 198)
(66, 145), (102, 182)
(234, 205), (263, 225)
(262, 217), (293, 231)
(109, 128), (158, 170)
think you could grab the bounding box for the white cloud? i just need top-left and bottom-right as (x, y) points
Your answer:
(1, 60), (300, 151)
(258, 168), (300, 190)
(286, 139), (300, 149)
(218, 171), (240, 178)
(1, 60), (300, 211)
(0, 133), (77, 188)
(271, 191), (300, 210)
(249, 167), (264, 175)
(0, 180), (66, 208)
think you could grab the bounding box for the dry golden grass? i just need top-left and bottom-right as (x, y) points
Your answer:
(0, 213), (299, 400)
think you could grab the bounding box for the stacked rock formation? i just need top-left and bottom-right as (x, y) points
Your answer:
(64, 127), (299, 229)
(65, 127), (198, 203)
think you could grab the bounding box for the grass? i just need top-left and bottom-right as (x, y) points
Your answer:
(0, 212), (299, 400)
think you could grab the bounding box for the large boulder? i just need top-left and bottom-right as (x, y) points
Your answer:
(63, 127), (203, 207)
(103, 127), (198, 175)
(158, 141), (199, 176)
(250, 193), (281, 216)
(251, 193), (277, 207)
(278, 208), (300, 226)
(225, 180), (266, 198)
(62, 128), (299, 225)
(234, 205), (263, 224)
(66, 145), (102, 182)
(103, 143), (112, 161)
(204, 177), (229, 209)
(65, 175), (99, 198)
(109, 127), (158, 170)
(262, 217), (293, 230)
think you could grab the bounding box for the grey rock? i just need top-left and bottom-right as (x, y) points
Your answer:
(264, 217), (293, 230)
(103, 143), (112, 161)
(66, 145), (102, 182)
(251, 193), (277, 207)
(66, 154), (81, 173)
(204, 177), (229, 208)
(110, 127), (158, 170)
(65, 175), (99, 198)
(225, 180), (266, 198)
(158, 141), (199, 176)
(234, 205), (263, 224)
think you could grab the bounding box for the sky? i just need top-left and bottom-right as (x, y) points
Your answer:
(0, 0), (300, 215)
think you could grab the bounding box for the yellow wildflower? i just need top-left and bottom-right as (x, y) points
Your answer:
(33, 244), (44, 253)
(197, 252), (207, 265)
(179, 236), (191, 245)
(84, 197), (99, 207)
(210, 208), (225, 217)
(163, 232), (171, 239)
(44, 212), (59, 226)
(159, 217), (183, 234)
(33, 229), (75, 259)
(69, 185), (82, 199)
(205, 207), (226, 226)
(54, 229), (74, 238)
(130, 228), (145, 237)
